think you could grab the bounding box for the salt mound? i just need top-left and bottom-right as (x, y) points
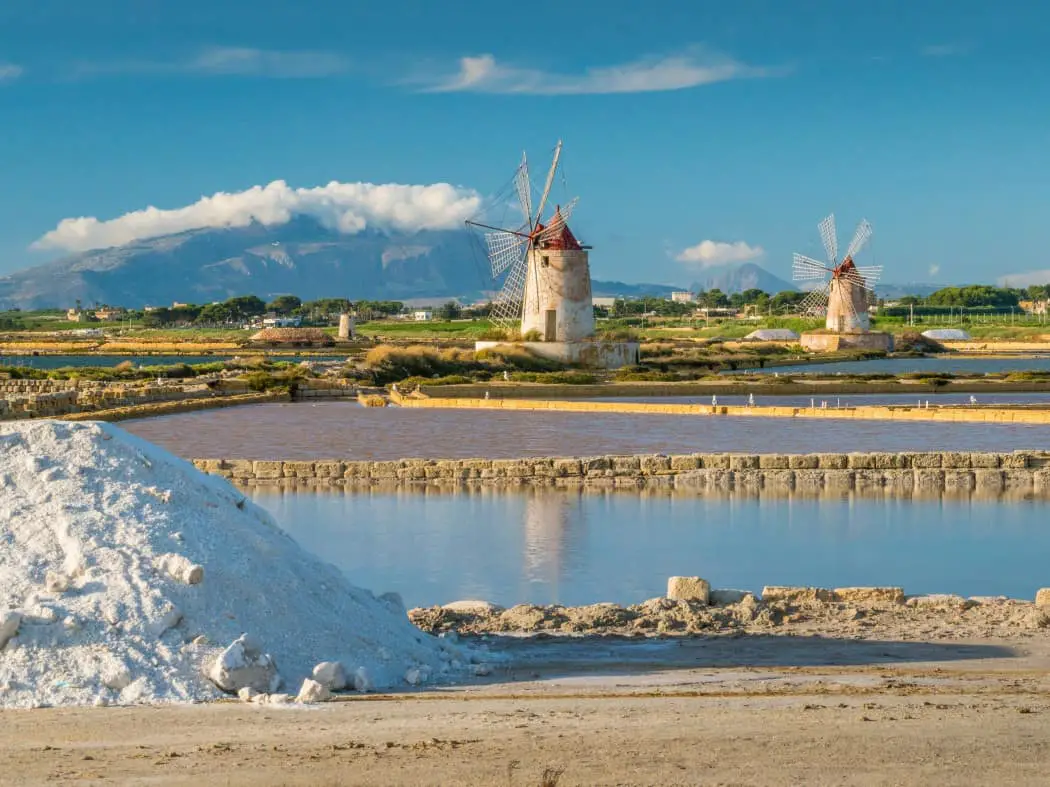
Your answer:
(921, 328), (972, 341)
(0, 420), (460, 708)
(744, 329), (800, 342)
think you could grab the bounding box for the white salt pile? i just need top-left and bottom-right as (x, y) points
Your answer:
(0, 420), (469, 708)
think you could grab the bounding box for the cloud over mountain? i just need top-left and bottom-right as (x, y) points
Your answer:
(33, 180), (482, 253)
(675, 240), (764, 267)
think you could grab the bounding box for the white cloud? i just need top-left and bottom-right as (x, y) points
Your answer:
(675, 240), (764, 267)
(33, 180), (482, 253)
(0, 63), (23, 82)
(416, 48), (775, 95)
(73, 47), (350, 79)
(928, 264), (940, 277)
(997, 270), (1050, 288)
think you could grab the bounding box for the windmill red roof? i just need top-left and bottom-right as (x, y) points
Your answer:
(534, 205), (582, 251)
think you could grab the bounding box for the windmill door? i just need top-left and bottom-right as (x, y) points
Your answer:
(544, 309), (557, 341)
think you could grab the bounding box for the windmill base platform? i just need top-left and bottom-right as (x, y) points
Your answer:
(475, 340), (640, 369)
(800, 332), (894, 353)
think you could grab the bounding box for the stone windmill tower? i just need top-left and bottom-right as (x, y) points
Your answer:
(792, 213), (894, 352)
(793, 213), (881, 333)
(468, 141), (637, 367)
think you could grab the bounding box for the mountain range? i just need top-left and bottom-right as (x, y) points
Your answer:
(0, 218), (802, 309)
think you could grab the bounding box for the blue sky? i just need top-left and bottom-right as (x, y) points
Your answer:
(0, 0), (1048, 289)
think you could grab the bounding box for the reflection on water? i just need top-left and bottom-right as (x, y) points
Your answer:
(123, 402), (1050, 460)
(751, 356), (1050, 376)
(251, 487), (1050, 607)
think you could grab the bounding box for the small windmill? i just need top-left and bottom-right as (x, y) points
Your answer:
(792, 213), (882, 332)
(467, 141), (581, 331)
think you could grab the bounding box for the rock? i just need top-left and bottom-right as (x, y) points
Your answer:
(404, 666), (430, 686)
(906, 594), (971, 608)
(154, 553), (205, 585)
(237, 687), (261, 703)
(267, 693), (292, 704)
(102, 667), (131, 691)
(666, 577), (710, 604)
(472, 664), (492, 677)
(1036, 589), (1050, 608)
(832, 587), (905, 605)
(150, 604), (183, 637)
(206, 634), (282, 695)
(296, 678), (331, 704)
(441, 599), (502, 614)
(311, 661), (347, 691)
(709, 589), (752, 606)
(761, 586), (833, 604)
(353, 666), (373, 693)
(45, 572), (69, 594)
(0, 610), (21, 649)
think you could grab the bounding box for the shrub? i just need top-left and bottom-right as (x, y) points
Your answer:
(507, 371), (597, 384)
(522, 329), (542, 341)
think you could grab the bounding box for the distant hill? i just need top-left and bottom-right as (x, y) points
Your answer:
(688, 262), (796, 295)
(0, 216), (493, 310)
(590, 280), (679, 298)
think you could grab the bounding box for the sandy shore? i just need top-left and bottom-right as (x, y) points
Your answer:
(4, 594), (1050, 785)
(2, 634), (1049, 785)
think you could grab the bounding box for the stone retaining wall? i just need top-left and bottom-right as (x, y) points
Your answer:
(192, 451), (1050, 496)
(393, 392), (1050, 425)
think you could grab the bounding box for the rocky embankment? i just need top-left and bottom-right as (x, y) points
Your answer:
(410, 587), (1050, 641)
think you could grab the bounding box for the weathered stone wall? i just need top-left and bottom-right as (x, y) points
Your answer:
(191, 451), (1050, 497)
(0, 381), (220, 420)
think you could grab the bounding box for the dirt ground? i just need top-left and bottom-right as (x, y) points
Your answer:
(2, 634), (1050, 786)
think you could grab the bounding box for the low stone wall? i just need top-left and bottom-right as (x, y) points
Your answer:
(393, 392), (1050, 425)
(0, 381), (221, 420)
(191, 450), (1050, 497)
(62, 391), (286, 422)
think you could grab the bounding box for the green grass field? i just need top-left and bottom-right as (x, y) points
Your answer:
(356, 319), (495, 339)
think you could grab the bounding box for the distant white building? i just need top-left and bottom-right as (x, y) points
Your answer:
(592, 297), (617, 309)
(671, 291), (695, 303)
(262, 316), (302, 328)
(413, 310), (433, 322)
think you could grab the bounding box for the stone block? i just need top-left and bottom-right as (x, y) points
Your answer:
(700, 454), (730, 470)
(226, 460), (255, 479)
(397, 466), (427, 480)
(729, 454), (759, 470)
(758, 454), (790, 469)
(611, 456), (641, 474)
(871, 452), (907, 470)
(969, 453), (999, 469)
(882, 471), (914, 495)
(552, 458), (583, 477)
(832, 587), (905, 604)
(529, 459), (556, 477)
(1034, 470), (1050, 494)
(314, 461), (345, 478)
(761, 586), (833, 604)
(369, 461), (400, 479)
(253, 460), (283, 480)
(583, 456), (611, 472)
(667, 576), (710, 604)
(847, 453), (875, 470)
(283, 461), (316, 478)
(343, 462), (370, 478)
(910, 452), (943, 469)
(640, 455), (672, 475)
(672, 471), (705, 489)
(669, 455), (700, 472)
(818, 454), (848, 470)
(704, 469), (734, 492)
(940, 452), (971, 469)
(1036, 589), (1050, 607)
(1000, 452), (1030, 469)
